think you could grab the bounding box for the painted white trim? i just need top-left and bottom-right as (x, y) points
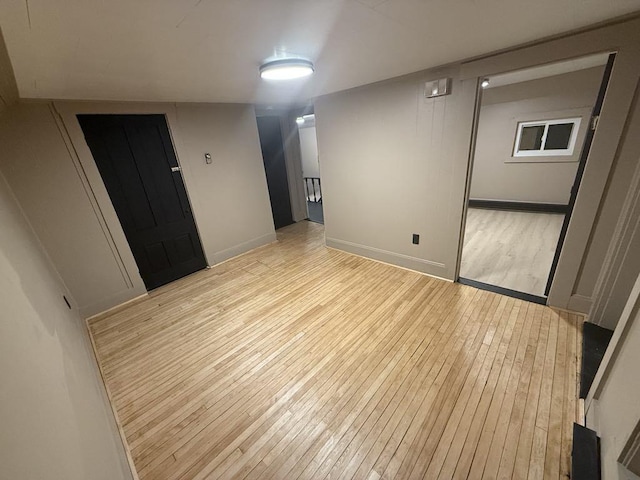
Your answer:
(85, 293), (148, 324)
(212, 232), (277, 264)
(586, 272), (640, 409)
(326, 237), (448, 278)
(79, 285), (148, 320)
(512, 117), (581, 158)
(567, 293), (593, 313)
(588, 119), (640, 329)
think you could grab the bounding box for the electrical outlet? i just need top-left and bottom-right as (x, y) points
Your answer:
(412, 234), (420, 245)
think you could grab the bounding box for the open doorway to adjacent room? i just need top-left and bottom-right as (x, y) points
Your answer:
(256, 114), (296, 230)
(459, 52), (615, 302)
(295, 112), (323, 224)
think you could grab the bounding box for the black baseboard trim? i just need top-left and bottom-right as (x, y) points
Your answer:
(468, 199), (568, 214)
(458, 277), (547, 305)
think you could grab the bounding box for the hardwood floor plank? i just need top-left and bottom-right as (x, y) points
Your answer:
(383, 295), (507, 479)
(87, 221), (583, 480)
(306, 289), (488, 480)
(451, 301), (528, 480)
(466, 302), (532, 480)
(426, 298), (518, 479)
(544, 311), (569, 480)
(495, 304), (544, 480)
(528, 308), (560, 480)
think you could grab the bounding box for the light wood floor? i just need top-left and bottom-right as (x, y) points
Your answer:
(460, 208), (565, 297)
(90, 221), (582, 480)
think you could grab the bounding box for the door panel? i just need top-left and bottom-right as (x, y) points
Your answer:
(78, 114), (207, 290)
(256, 116), (294, 229)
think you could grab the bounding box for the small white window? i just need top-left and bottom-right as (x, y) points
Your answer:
(513, 117), (581, 157)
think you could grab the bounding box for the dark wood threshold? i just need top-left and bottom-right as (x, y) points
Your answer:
(458, 277), (547, 305)
(468, 199), (568, 214)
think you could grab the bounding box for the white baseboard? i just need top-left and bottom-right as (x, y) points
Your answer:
(325, 237), (450, 280)
(81, 285), (148, 320)
(567, 294), (593, 314)
(213, 232), (277, 264)
(81, 233), (277, 320)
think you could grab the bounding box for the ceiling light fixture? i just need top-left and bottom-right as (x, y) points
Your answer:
(296, 117), (305, 125)
(481, 79), (490, 88)
(260, 58), (314, 80)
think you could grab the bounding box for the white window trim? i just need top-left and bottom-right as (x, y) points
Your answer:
(513, 117), (582, 157)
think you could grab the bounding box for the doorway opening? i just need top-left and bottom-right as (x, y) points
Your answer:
(78, 114), (208, 291)
(296, 113), (323, 224)
(256, 115), (295, 230)
(458, 52), (615, 303)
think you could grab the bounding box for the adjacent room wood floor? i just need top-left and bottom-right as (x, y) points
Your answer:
(90, 221), (582, 480)
(460, 208), (565, 297)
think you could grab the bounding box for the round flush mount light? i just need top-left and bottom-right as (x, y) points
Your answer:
(481, 78), (490, 88)
(260, 58), (314, 80)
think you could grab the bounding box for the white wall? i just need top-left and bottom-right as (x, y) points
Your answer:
(317, 17), (640, 311)
(299, 126), (320, 178)
(173, 104), (276, 261)
(470, 67), (604, 204)
(587, 274), (640, 480)
(0, 103), (144, 317)
(0, 101), (276, 318)
(584, 88), (640, 330)
(0, 170), (133, 480)
(574, 89), (640, 309)
(316, 66), (476, 280)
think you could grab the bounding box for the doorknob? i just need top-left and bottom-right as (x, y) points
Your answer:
(171, 166), (182, 173)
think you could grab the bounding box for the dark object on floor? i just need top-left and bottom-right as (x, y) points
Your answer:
(307, 201), (324, 224)
(580, 322), (614, 398)
(572, 423), (601, 480)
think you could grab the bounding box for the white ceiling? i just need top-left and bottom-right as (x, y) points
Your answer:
(486, 52), (611, 89)
(1, 0), (639, 104)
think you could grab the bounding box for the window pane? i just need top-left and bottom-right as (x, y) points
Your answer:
(519, 125), (545, 151)
(544, 123), (574, 150)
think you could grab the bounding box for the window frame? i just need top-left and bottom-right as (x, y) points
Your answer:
(513, 117), (582, 157)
